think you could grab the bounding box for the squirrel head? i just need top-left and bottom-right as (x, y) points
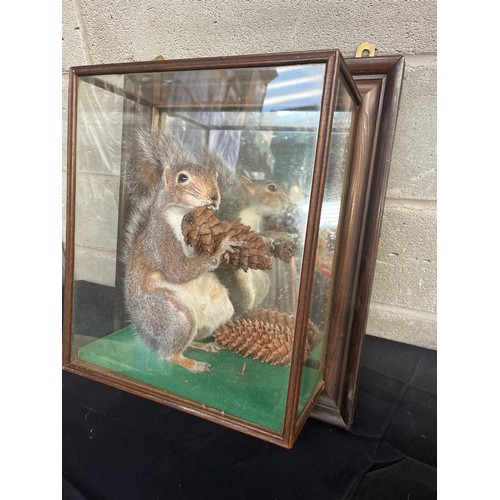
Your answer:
(240, 176), (290, 215)
(162, 163), (221, 211)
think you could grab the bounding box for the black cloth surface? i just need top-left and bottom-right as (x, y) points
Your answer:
(62, 334), (436, 499)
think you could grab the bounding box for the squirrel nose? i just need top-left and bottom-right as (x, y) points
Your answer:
(207, 193), (219, 209)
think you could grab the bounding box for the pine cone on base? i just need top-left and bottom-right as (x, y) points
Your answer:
(181, 207), (272, 272)
(243, 308), (321, 350)
(213, 308), (321, 366)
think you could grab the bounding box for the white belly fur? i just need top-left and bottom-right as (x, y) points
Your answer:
(235, 268), (270, 309)
(165, 206), (195, 257)
(163, 206), (233, 337)
(174, 273), (234, 340)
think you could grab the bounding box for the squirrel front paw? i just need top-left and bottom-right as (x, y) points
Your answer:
(216, 236), (244, 259)
(261, 236), (275, 250)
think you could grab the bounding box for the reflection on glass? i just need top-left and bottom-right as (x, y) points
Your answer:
(71, 63), (341, 434)
(71, 78), (123, 359)
(298, 75), (358, 423)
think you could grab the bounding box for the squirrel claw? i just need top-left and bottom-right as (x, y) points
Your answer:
(217, 237), (244, 256)
(192, 361), (213, 372)
(262, 236), (275, 249)
(226, 240), (244, 253)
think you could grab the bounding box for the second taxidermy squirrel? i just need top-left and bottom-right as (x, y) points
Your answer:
(123, 132), (242, 373)
(215, 174), (290, 317)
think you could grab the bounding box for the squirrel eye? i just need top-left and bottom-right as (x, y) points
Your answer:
(177, 173), (189, 184)
(268, 183), (277, 192)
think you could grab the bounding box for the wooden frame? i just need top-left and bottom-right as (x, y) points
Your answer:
(310, 55), (405, 427)
(63, 50), (403, 448)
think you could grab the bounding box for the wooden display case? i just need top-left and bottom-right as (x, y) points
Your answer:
(63, 49), (403, 448)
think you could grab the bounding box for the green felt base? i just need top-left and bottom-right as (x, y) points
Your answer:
(79, 326), (323, 433)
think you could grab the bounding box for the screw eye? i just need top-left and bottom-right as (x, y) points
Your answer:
(268, 183), (277, 192)
(177, 173), (189, 183)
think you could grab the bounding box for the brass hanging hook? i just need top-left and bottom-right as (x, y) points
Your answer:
(355, 42), (376, 58)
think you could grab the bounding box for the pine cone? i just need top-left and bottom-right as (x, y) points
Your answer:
(181, 207), (227, 255)
(181, 207), (272, 272)
(213, 318), (302, 366)
(265, 232), (299, 263)
(213, 308), (321, 366)
(244, 308), (321, 350)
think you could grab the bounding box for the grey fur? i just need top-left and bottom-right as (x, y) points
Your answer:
(122, 131), (237, 370)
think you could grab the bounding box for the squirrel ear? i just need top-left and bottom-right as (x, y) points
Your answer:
(240, 176), (256, 196)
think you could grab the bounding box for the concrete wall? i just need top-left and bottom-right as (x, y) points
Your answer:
(62, 0), (437, 349)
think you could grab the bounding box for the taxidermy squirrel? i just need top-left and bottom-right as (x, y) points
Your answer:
(217, 175), (290, 233)
(122, 132), (242, 373)
(214, 175), (290, 317)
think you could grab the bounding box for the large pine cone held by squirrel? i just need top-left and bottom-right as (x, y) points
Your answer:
(213, 308), (321, 366)
(181, 208), (272, 272)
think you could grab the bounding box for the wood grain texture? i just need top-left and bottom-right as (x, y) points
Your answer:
(310, 55), (405, 428)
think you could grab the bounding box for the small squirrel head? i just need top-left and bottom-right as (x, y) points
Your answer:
(162, 163), (221, 211)
(240, 176), (290, 215)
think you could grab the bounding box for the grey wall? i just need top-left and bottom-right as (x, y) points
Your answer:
(62, 0), (437, 349)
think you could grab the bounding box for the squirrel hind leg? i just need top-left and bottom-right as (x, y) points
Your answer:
(168, 353), (212, 373)
(132, 289), (210, 372)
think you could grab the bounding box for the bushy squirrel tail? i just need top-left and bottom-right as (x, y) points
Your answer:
(124, 130), (198, 203)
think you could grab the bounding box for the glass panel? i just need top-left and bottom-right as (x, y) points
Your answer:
(71, 77), (124, 359)
(71, 63), (327, 434)
(298, 75), (358, 422)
